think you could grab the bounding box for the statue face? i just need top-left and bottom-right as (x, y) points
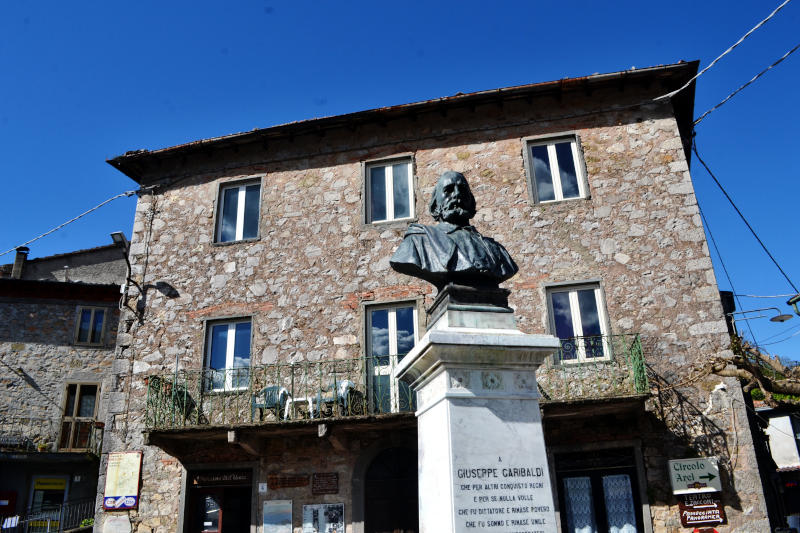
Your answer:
(436, 172), (474, 225)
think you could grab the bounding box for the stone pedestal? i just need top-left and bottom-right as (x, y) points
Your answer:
(395, 286), (560, 533)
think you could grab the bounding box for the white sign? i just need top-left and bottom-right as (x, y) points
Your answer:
(668, 457), (721, 494)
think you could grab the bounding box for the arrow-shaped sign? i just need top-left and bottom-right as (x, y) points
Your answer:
(699, 473), (716, 482)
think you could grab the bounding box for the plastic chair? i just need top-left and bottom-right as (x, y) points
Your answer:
(251, 386), (289, 421)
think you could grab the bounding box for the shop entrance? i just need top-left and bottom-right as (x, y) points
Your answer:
(186, 470), (251, 533)
(364, 447), (418, 533)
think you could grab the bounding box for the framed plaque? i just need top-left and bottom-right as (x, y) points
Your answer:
(103, 451), (142, 510)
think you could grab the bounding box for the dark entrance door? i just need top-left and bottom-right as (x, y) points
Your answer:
(364, 447), (418, 533)
(186, 470), (251, 533)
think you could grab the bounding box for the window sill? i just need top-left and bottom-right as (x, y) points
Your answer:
(532, 195), (592, 208)
(211, 237), (262, 247)
(360, 217), (418, 231)
(551, 357), (613, 368)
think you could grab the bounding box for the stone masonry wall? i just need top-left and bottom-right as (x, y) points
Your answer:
(0, 297), (119, 450)
(99, 84), (768, 532)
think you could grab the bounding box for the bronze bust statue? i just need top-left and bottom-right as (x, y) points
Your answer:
(390, 171), (518, 291)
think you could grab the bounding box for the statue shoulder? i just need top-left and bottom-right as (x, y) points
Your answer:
(404, 223), (431, 237)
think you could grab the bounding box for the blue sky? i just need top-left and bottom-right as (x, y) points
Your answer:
(1, 1), (798, 359)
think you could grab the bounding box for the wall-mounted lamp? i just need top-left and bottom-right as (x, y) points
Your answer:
(726, 307), (793, 336)
(110, 231), (130, 254)
(788, 294), (800, 317)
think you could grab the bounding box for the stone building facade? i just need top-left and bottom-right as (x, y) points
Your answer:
(0, 245), (124, 527)
(98, 62), (770, 532)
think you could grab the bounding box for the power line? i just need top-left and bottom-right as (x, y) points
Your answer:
(693, 142), (798, 293)
(655, 0), (794, 101)
(760, 328), (800, 346)
(0, 189), (138, 258)
(697, 201), (758, 344)
(694, 42), (800, 126)
(736, 293), (798, 299)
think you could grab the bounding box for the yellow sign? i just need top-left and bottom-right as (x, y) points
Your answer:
(103, 451), (142, 510)
(34, 478), (66, 490)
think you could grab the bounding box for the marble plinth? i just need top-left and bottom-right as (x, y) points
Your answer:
(395, 306), (560, 533)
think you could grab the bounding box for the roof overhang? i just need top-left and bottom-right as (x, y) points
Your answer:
(109, 61), (699, 184)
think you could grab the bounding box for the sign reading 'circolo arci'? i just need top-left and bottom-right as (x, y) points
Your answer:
(668, 457), (722, 495)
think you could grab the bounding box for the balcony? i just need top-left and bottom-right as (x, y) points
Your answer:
(0, 416), (103, 456)
(144, 355), (415, 430)
(536, 334), (649, 405)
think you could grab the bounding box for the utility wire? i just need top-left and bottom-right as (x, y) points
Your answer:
(655, 0), (794, 101)
(697, 201), (758, 344)
(0, 190), (138, 258)
(760, 328), (800, 346)
(692, 142), (798, 293)
(694, 42), (800, 126)
(736, 293), (798, 298)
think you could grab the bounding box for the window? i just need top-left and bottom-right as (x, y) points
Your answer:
(59, 383), (98, 450)
(215, 181), (261, 242)
(366, 303), (418, 412)
(526, 136), (586, 203)
(204, 319), (251, 391)
(74, 307), (106, 345)
(365, 159), (414, 223)
(556, 450), (642, 533)
(548, 284), (609, 362)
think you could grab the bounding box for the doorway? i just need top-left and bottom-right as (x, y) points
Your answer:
(364, 448), (417, 533)
(186, 470), (251, 533)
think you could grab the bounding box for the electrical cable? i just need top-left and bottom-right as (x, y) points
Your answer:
(760, 329), (800, 346)
(735, 293), (798, 298)
(0, 185), (158, 258)
(654, 0), (794, 101)
(697, 200), (759, 345)
(693, 142), (798, 293)
(757, 323), (800, 342)
(694, 42), (800, 126)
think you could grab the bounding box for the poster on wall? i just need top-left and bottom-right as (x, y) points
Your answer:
(263, 500), (292, 533)
(103, 451), (142, 510)
(302, 503), (344, 533)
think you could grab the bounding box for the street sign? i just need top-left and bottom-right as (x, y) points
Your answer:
(668, 457), (722, 494)
(678, 493), (726, 527)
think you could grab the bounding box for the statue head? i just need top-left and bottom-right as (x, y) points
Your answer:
(429, 171), (476, 226)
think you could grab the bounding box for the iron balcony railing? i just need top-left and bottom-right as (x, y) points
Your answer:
(145, 355), (416, 429)
(537, 334), (649, 402)
(1, 497), (95, 532)
(0, 417), (103, 456)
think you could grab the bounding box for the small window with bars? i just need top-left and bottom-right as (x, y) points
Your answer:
(59, 383), (98, 451)
(74, 307), (107, 346)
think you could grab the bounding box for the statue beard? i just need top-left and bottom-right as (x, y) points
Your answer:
(440, 205), (471, 224)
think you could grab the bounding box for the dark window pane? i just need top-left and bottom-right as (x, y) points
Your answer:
(219, 187), (239, 242)
(198, 494), (221, 532)
(551, 292), (576, 361)
(90, 310), (105, 344)
(59, 421), (72, 449)
(531, 145), (555, 202)
(370, 167), (387, 222)
(209, 325), (228, 370)
(74, 421), (92, 448)
(555, 142), (580, 198)
(243, 184), (260, 239)
(371, 374), (391, 413)
(395, 307), (415, 358)
(77, 309), (92, 343)
(77, 385), (97, 417)
(64, 384), (77, 416)
(392, 163), (410, 219)
(370, 309), (389, 361)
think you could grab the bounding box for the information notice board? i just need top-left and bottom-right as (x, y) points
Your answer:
(103, 451), (142, 510)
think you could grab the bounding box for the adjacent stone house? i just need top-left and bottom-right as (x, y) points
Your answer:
(0, 245), (125, 528)
(98, 61), (770, 532)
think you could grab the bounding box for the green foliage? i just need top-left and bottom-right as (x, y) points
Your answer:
(80, 518), (94, 527)
(749, 388), (800, 403)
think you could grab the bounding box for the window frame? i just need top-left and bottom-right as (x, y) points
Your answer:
(58, 382), (99, 451)
(73, 306), (108, 346)
(213, 178), (263, 244)
(546, 282), (610, 364)
(523, 133), (589, 205)
(363, 300), (421, 413)
(363, 156), (416, 224)
(203, 317), (253, 392)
